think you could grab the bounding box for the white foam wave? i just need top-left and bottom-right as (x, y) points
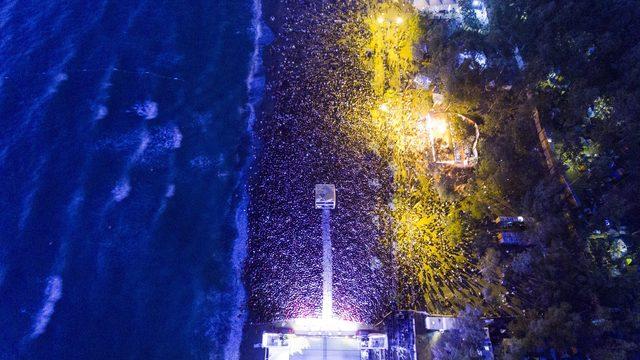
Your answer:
(112, 177), (131, 202)
(133, 130), (150, 160)
(0, 63), (73, 158)
(129, 125), (181, 168)
(18, 155), (48, 232)
(222, 0), (267, 357)
(224, 190), (249, 360)
(95, 104), (108, 120)
(18, 188), (38, 232)
(0, 0), (114, 148)
(54, 72), (68, 82)
(165, 183), (175, 198)
(95, 129), (150, 156)
(155, 125), (182, 150)
(170, 126), (182, 149)
(88, 63), (117, 126)
(30, 275), (63, 339)
(133, 100), (159, 120)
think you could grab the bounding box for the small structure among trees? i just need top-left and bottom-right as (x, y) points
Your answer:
(428, 307), (495, 360)
(412, 0), (459, 18)
(385, 310), (495, 360)
(413, 0), (489, 28)
(422, 112), (480, 168)
(495, 216), (531, 246)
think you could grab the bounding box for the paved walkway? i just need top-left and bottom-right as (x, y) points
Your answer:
(321, 209), (333, 319)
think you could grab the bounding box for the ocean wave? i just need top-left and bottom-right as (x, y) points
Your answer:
(20, 54), (76, 125)
(86, 61), (117, 127)
(0, 0), (111, 150)
(0, 0), (17, 31)
(18, 188), (38, 233)
(94, 104), (109, 120)
(0, 58), (76, 148)
(132, 130), (150, 162)
(27, 191), (82, 341)
(54, 72), (68, 82)
(94, 125), (180, 168)
(150, 125), (182, 150)
(165, 183), (175, 198)
(112, 177), (131, 202)
(258, 20), (274, 46)
(27, 189), (82, 342)
(17, 154), (48, 232)
(169, 126), (182, 149)
(29, 275), (63, 340)
(133, 100), (159, 120)
(224, 188), (249, 360)
(95, 128), (151, 158)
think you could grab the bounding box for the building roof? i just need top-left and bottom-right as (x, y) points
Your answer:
(425, 316), (458, 331)
(264, 335), (362, 360)
(498, 231), (528, 246)
(413, 0), (458, 10)
(314, 184), (336, 210)
(426, 0), (458, 4)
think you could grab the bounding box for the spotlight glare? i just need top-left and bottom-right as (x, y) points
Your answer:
(290, 317), (359, 334)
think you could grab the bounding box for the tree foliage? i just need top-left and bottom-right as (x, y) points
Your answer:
(431, 306), (487, 360)
(419, 0), (640, 357)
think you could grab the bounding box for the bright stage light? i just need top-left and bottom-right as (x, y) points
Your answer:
(426, 113), (448, 139)
(290, 317), (360, 334)
(288, 336), (311, 355)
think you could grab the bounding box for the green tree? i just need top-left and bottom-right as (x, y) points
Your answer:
(431, 306), (487, 360)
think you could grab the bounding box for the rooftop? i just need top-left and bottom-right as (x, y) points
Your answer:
(261, 318), (387, 360)
(413, 0), (459, 13)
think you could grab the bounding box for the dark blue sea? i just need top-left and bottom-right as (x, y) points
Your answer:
(0, 0), (264, 358)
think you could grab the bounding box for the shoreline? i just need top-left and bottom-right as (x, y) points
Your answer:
(227, 0), (272, 357)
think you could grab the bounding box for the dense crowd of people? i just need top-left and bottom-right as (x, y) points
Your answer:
(244, 0), (396, 324)
(245, 0), (640, 356)
(244, 0), (501, 325)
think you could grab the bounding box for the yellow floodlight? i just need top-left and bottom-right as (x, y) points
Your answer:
(426, 113), (448, 139)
